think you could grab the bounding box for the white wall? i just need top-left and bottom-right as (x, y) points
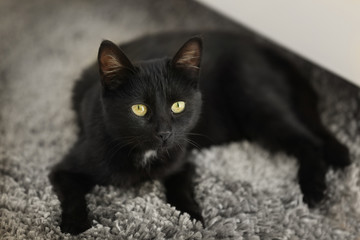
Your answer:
(198, 0), (360, 87)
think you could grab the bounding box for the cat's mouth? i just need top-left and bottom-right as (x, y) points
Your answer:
(152, 132), (175, 150)
(156, 142), (172, 153)
(137, 132), (181, 154)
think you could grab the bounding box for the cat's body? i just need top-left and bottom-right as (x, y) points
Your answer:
(50, 32), (350, 234)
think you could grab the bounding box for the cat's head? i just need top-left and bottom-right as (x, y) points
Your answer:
(97, 37), (202, 157)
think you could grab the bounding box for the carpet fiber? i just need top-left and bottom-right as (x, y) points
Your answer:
(1, 1), (360, 239)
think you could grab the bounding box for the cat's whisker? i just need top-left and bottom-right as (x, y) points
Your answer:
(128, 141), (142, 157)
(186, 132), (208, 138)
(107, 137), (139, 160)
(186, 132), (213, 142)
(105, 136), (139, 148)
(108, 142), (131, 160)
(107, 137), (135, 150)
(183, 138), (201, 150)
(176, 143), (185, 153)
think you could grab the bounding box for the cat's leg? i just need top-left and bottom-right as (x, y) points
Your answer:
(303, 118), (350, 169)
(250, 113), (329, 207)
(49, 160), (95, 235)
(292, 86), (351, 168)
(163, 161), (204, 224)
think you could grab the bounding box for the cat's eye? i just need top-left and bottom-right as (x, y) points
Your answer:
(131, 104), (147, 117)
(171, 101), (185, 114)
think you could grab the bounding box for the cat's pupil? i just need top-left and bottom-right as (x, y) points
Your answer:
(177, 102), (179, 108)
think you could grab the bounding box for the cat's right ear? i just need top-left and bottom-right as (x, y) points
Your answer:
(98, 40), (135, 89)
(172, 37), (202, 79)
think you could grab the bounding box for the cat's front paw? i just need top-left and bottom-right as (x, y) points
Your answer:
(299, 166), (327, 208)
(60, 214), (91, 235)
(188, 210), (204, 225)
(324, 140), (351, 169)
(301, 179), (326, 207)
(184, 204), (204, 225)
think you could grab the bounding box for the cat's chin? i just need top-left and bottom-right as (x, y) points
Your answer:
(150, 139), (175, 152)
(151, 144), (177, 156)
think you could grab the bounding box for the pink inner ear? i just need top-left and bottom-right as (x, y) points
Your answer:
(100, 53), (123, 76)
(176, 42), (201, 69)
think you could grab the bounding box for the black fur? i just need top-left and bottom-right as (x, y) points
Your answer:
(49, 32), (350, 235)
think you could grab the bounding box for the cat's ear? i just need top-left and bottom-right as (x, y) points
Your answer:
(98, 40), (135, 89)
(172, 37), (202, 77)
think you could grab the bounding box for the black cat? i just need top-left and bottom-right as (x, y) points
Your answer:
(49, 32), (350, 235)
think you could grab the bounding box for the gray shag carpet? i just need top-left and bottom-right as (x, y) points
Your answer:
(1, 1), (360, 239)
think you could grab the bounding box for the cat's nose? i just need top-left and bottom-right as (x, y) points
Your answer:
(158, 131), (172, 142)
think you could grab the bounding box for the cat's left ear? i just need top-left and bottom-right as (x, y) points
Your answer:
(172, 37), (202, 78)
(98, 40), (135, 89)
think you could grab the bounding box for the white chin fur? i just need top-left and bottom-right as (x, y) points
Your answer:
(141, 150), (157, 166)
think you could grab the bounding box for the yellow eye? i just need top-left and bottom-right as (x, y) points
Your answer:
(171, 101), (185, 113)
(131, 104), (147, 116)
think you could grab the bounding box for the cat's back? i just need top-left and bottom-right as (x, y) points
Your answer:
(72, 31), (302, 136)
(119, 31), (264, 66)
(73, 31), (290, 98)
(119, 31), (293, 96)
